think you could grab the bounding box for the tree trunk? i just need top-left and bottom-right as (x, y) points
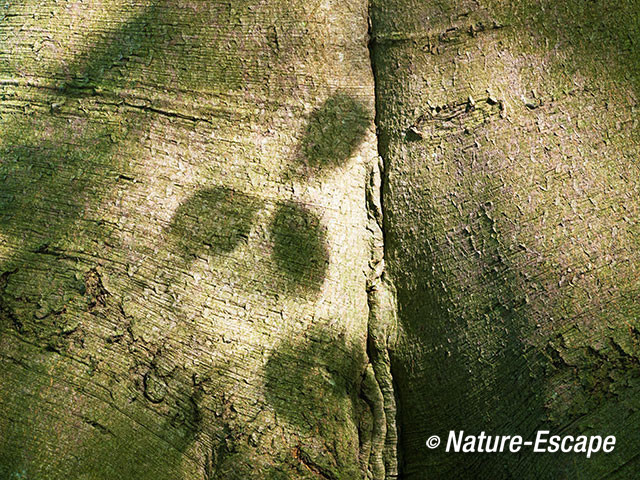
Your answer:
(371, 0), (640, 478)
(0, 1), (384, 479)
(2, 0), (639, 479)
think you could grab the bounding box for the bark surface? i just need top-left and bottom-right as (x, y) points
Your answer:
(371, 0), (640, 478)
(2, 0), (640, 479)
(0, 1), (382, 479)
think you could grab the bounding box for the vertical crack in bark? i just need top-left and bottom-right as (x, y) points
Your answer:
(363, 156), (399, 480)
(360, 7), (400, 478)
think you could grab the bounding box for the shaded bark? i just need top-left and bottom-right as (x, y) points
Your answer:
(0, 1), (384, 478)
(2, 0), (640, 479)
(371, 0), (640, 478)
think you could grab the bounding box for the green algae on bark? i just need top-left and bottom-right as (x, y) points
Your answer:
(0, 0), (377, 478)
(370, 0), (640, 477)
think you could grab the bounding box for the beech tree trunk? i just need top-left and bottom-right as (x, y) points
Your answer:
(371, 0), (640, 478)
(1, 0), (639, 479)
(0, 1), (381, 478)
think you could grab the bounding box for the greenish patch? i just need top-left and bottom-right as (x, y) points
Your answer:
(270, 201), (329, 293)
(0, 468), (28, 480)
(266, 467), (291, 480)
(0, 338), (202, 480)
(0, 118), (120, 242)
(494, 0), (640, 94)
(60, 2), (247, 95)
(265, 335), (351, 429)
(75, 391), (202, 480)
(264, 327), (362, 479)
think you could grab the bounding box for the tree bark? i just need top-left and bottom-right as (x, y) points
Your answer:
(0, 1), (382, 479)
(2, 0), (640, 479)
(371, 0), (640, 478)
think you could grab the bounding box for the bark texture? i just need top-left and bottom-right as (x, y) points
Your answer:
(0, 1), (385, 478)
(371, 0), (640, 478)
(2, 0), (640, 479)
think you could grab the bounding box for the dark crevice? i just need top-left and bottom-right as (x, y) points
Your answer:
(364, 3), (401, 479)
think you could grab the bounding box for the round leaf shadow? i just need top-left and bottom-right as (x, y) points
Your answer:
(270, 202), (329, 293)
(169, 186), (260, 259)
(264, 334), (354, 431)
(299, 94), (371, 171)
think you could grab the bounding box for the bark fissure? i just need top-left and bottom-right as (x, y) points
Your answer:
(360, 8), (400, 478)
